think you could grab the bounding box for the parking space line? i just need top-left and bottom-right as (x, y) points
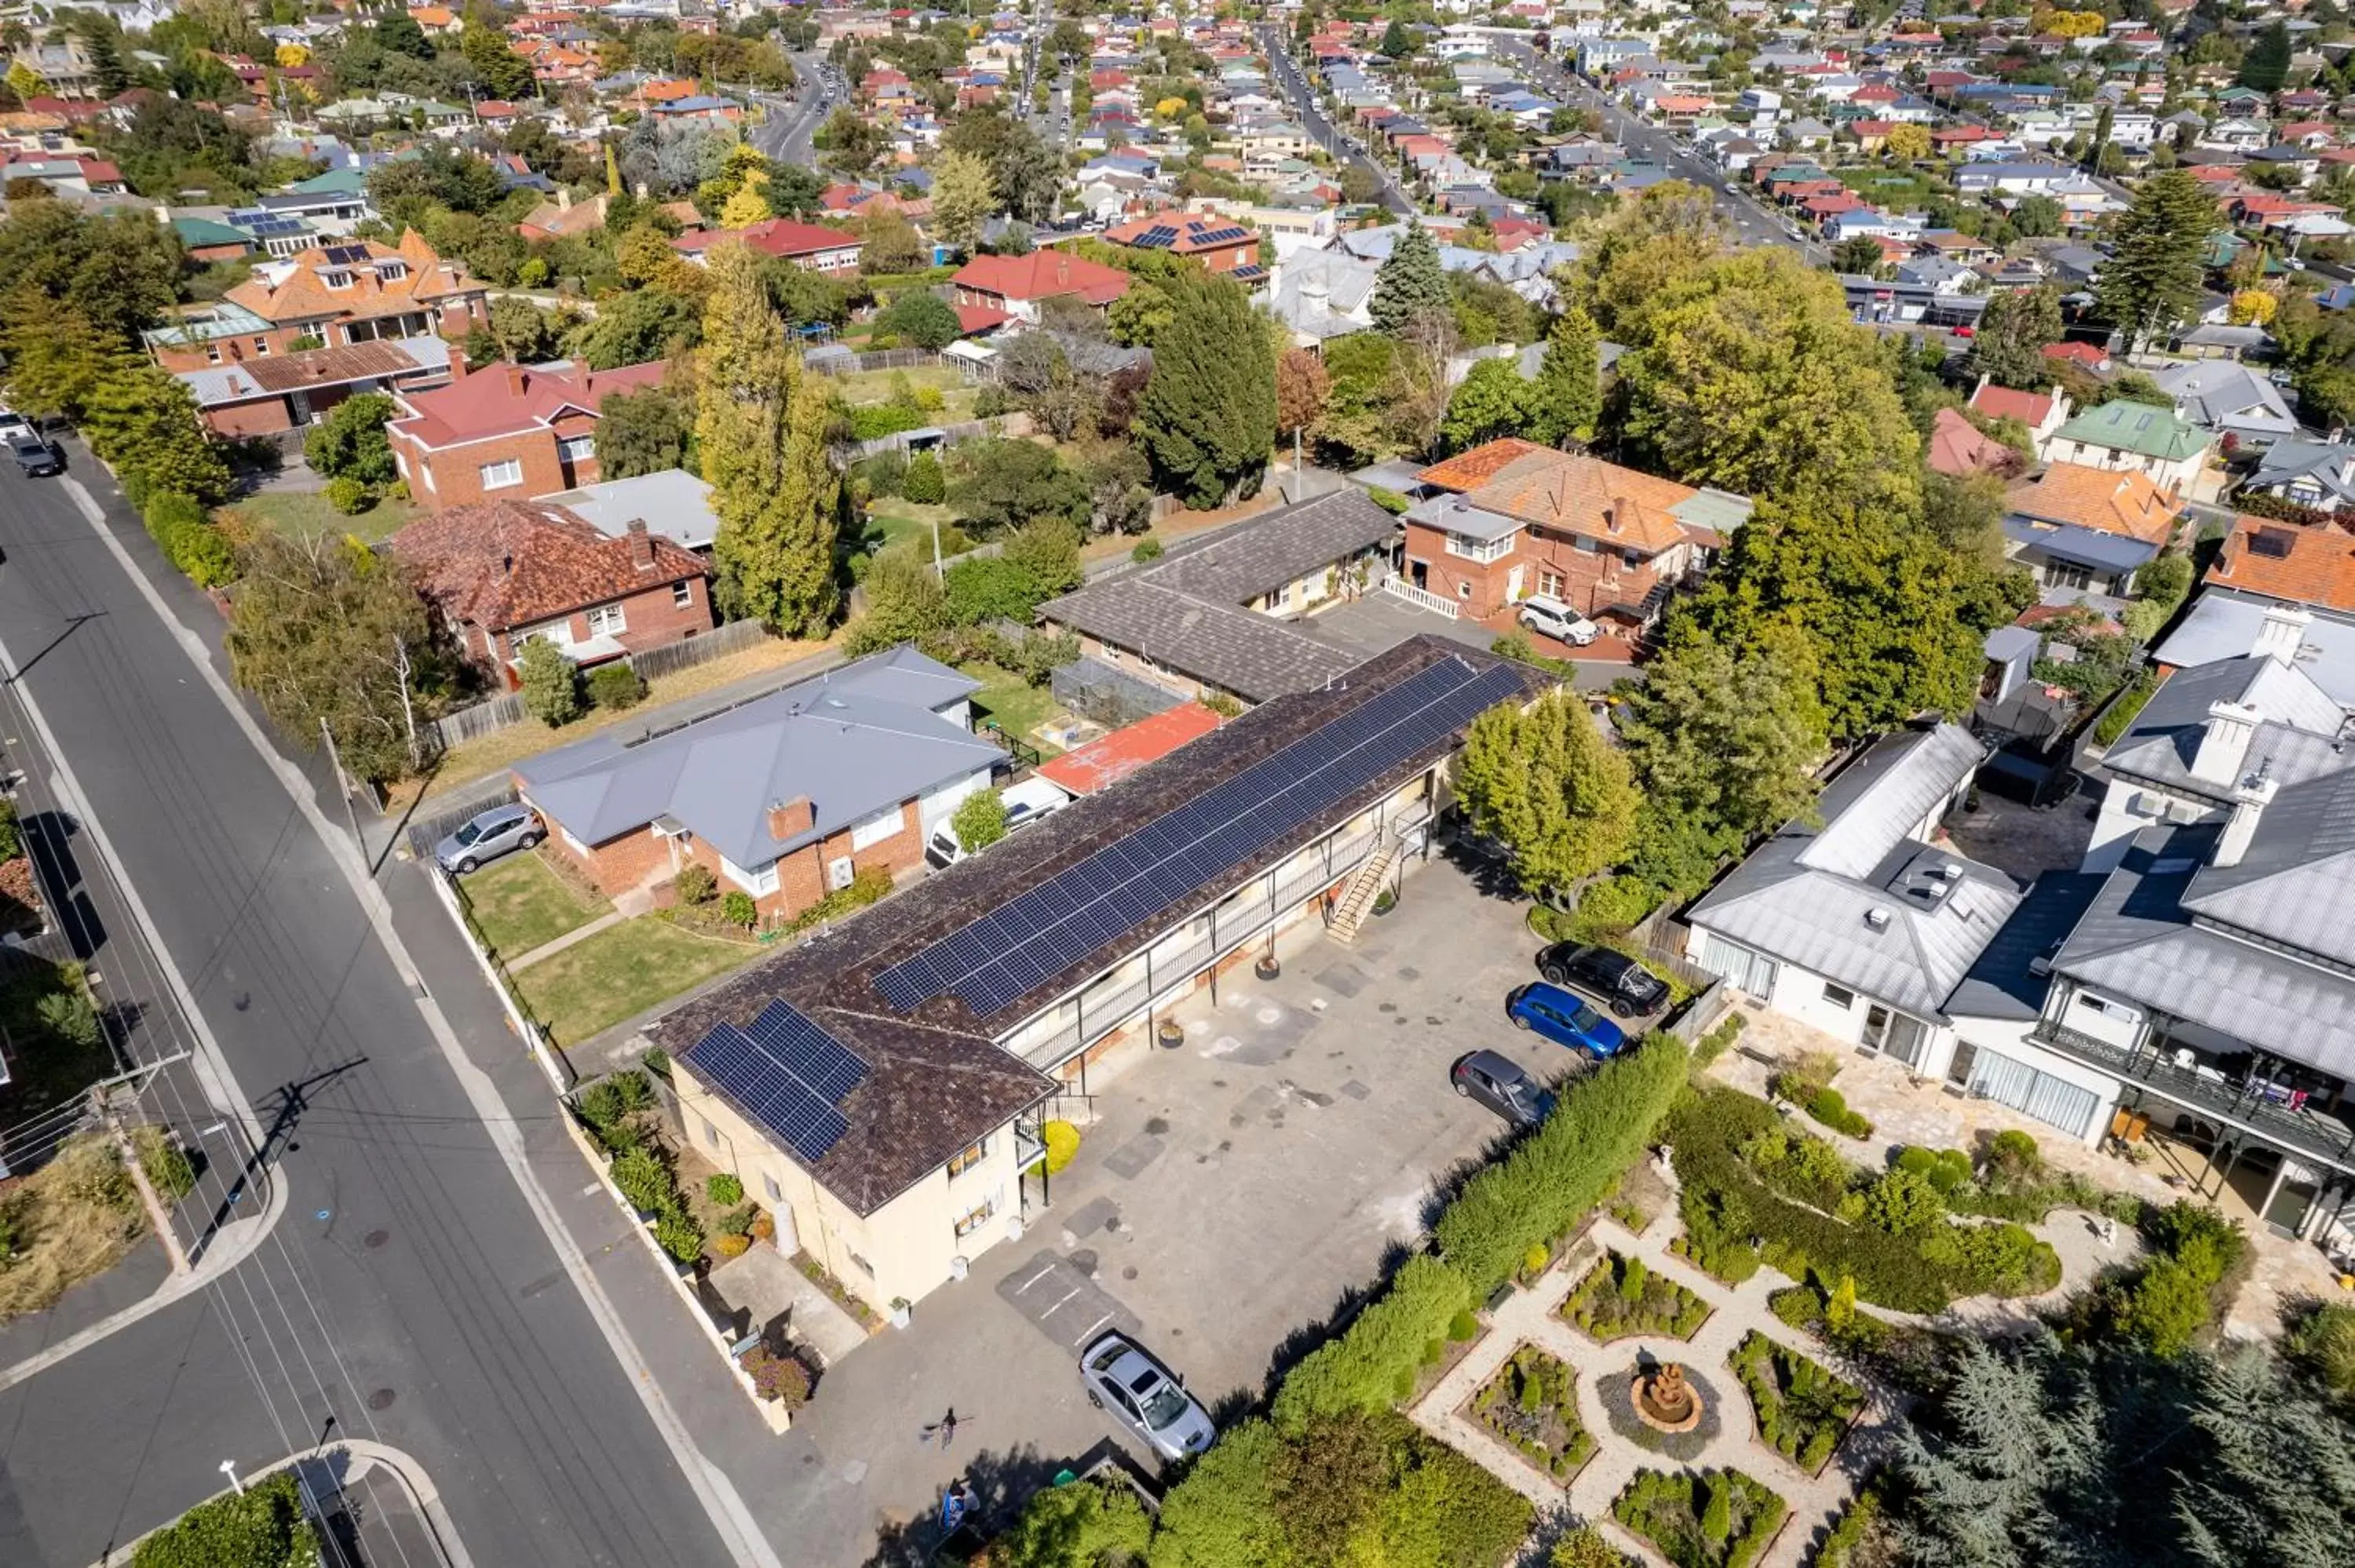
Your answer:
(1013, 1261), (1058, 1293)
(1072, 1311), (1113, 1347)
(1042, 1285), (1083, 1316)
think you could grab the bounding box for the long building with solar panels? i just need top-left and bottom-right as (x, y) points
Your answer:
(645, 636), (1546, 1315)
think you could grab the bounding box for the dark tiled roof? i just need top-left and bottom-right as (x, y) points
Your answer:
(389, 498), (706, 633)
(648, 637), (1542, 1205)
(1152, 489), (1397, 603)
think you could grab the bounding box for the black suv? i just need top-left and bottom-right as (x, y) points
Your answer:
(1535, 943), (1670, 1018)
(9, 431), (61, 478)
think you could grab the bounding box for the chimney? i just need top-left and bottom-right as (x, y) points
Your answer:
(1604, 496), (1625, 534)
(447, 342), (468, 381)
(504, 363), (528, 396)
(2190, 698), (2263, 786)
(2214, 774), (2279, 868)
(627, 518), (654, 569)
(766, 797), (815, 841)
(2253, 603), (2312, 664)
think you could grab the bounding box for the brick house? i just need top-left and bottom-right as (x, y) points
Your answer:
(147, 232), (487, 373)
(1404, 439), (1752, 641)
(513, 646), (1001, 921)
(177, 336), (454, 439)
(1100, 210), (1265, 280)
(947, 249), (1131, 323)
(386, 498), (713, 689)
(671, 219), (863, 274)
(384, 357), (668, 510)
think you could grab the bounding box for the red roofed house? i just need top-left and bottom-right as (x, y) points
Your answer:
(948, 249), (1132, 322)
(1968, 378), (2072, 450)
(385, 358), (669, 510)
(1100, 210), (1261, 276)
(1035, 702), (1225, 796)
(388, 498), (713, 689)
(168, 232), (487, 366)
(1928, 407), (2025, 480)
(672, 219), (862, 273)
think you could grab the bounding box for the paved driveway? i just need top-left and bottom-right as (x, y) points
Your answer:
(780, 860), (1570, 1558)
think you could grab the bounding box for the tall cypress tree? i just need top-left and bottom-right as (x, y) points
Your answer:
(1527, 304), (1601, 447)
(1137, 271), (1277, 508)
(699, 242), (838, 634)
(1370, 219), (1451, 337)
(2094, 169), (2222, 352)
(2240, 21), (2291, 93)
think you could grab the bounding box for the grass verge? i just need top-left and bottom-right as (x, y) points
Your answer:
(459, 851), (605, 958)
(515, 916), (754, 1048)
(0, 1135), (149, 1322)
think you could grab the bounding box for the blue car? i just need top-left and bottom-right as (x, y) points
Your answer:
(1507, 982), (1627, 1059)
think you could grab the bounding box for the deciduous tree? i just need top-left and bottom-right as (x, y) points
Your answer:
(1571, 180), (1728, 340)
(1438, 357), (1531, 452)
(929, 148), (996, 254)
(81, 365), (231, 504)
(1137, 270), (1277, 507)
(1276, 347), (1331, 439)
(301, 392), (398, 487)
(697, 242), (838, 633)
(1454, 691), (1640, 904)
(1969, 283), (2064, 389)
(595, 383), (696, 480)
(873, 290), (962, 350)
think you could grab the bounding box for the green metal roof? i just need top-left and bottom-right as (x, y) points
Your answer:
(2054, 399), (2209, 461)
(285, 165), (367, 195)
(171, 215), (250, 246)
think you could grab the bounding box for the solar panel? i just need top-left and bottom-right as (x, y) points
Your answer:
(683, 1003), (868, 1165)
(1134, 224), (1178, 248)
(748, 997), (870, 1102)
(874, 657), (1523, 1019)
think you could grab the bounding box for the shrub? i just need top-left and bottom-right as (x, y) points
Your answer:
(951, 788), (1009, 854)
(324, 475), (372, 515)
(1433, 1037), (1689, 1294)
(588, 663), (646, 710)
(519, 639), (583, 726)
(903, 450), (945, 503)
(1203, 691), (1243, 718)
(1447, 1307), (1480, 1342)
(1619, 1255), (1648, 1300)
(2285, 1302), (2355, 1399)
(141, 491), (237, 589)
(1367, 485), (1410, 515)
(717, 1204), (756, 1238)
(1862, 1169), (1945, 1235)
(137, 1131), (197, 1202)
(611, 1147), (671, 1213)
(674, 864), (717, 905)
(721, 890), (758, 928)
(1571, 875), (1656, 940)
(1272, 1253), (1472, 1426)
(655, 1208), (705, 1263)
(1131, 534), (1163, 563)
(131, 1471), (316, 1568)
(1040, 1118), (1080, 1174)
(707, 1172), (744, 1206)
(741, 1344), (812, 1406)
(1523, 1242), (1550, 1278)
(2093, 670), (2158, 748)
(1984, 1129), (2043, 1181)
(1804, 1087), (1873, 1139)
(1701, 1478), (1731, 1542)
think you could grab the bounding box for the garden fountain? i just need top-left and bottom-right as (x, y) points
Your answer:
(1630, 1360), (1704, 1435)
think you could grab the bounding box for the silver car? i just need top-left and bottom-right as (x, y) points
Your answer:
(1080, 1331), (1214, 1462)
(434, 804), (542, 874)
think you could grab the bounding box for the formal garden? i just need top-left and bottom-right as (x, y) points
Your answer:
(1466, 1343), (1597, 1483)
(1612, 1467), (1787, 1568)
(1562, 1250), (1714, 1344)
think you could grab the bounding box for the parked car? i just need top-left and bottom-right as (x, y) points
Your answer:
(0, 409), (34, 443)
(1535, 943), (1670, 1018)
(1516, 594), (1600, 647)
(433, 804), (543, 874)
(1079, 1330), (1215, 1461)
(9, 430), (61, 477)
(1507, 981), (1627, 1059)
(1450, 1049), (1554, 1128)
(924, 776), (1072, 870)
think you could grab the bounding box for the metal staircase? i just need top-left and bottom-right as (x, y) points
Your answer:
(1327, 839), (1401, 946)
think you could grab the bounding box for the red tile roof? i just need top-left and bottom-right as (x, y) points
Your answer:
(388, 359), (667, 450)
(1035, 703), (1225, 795)
(949, 249), (1131, 307)
(1928, 407), (2024, 479)
(2207, 513), (2355, 611)
(389, 498), (706, 634)
(672, 218), (861, 261)
(1969, 383), (2057, 427)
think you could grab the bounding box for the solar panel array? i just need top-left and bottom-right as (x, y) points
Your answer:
(1131, 224), (1179, 249)
(682, 998), (871, 1164)
(321, 242), (370, 265)
(1192, 225), (1251, 244)
(874, 657), (1524, 1019)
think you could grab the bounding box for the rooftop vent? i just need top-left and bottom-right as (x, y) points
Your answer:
(1864, 907), (1893, 931)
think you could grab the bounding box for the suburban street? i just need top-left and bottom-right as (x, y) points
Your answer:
(0, 459), (750, 1568)
(754, 51), (836, 173)
(1258, 25), (1415, 216)
(1485, 35), (1826, 263)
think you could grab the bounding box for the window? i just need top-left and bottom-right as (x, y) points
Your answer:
(848, 1251), (874, 1277)
(947, 1136), (989, 1178)
(1822, 982), (1856, 1010)
(849, 808), (902, 852)
(253, 337), (270, 356)
(1444, 532), (1514, 563)
(672, 581), (693, 609)
(378, 261), (406, 281)
(205, 344), (222, 364)
(479, 458), (523, 490)
(2044, 560), (2092, 593)
(322, 268), (352, 290)
(559, 434), (596, 463)
(1537, 571), (1564, 597)
(586, 603), (626, 636)
(761, 1172), (783, 1202)
(953, 1198), (995, 1239)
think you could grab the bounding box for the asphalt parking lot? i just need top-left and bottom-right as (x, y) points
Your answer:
(777, 858), (1570, 1554)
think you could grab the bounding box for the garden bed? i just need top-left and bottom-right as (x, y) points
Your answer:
(0, 1134), (152, 1322)
(1612, 1466), (1787, 1568)
(1463, 1343), (1597, 1484)
(1562, 1249), (1712, 1343)
(1592, 1366), (1727, 1461)
(1728, 1330), (1864, 1474)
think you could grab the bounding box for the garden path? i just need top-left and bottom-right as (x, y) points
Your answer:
(504, 906), (626, 971)
(1410, 1200), (1908, 1568)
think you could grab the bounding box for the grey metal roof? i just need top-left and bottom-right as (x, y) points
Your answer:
(1690, 725), (2021, 1020)
(2153, 591), (2355, 707)
(1946, 870), (2106, 1021)
(2248, 439), (2355, 507)
(538, 467), (719, 552)
(2054, 826), (2355, 1079)
(2001, 514), (2159, 573)
(1407, 494), (1524, 545)
(2101, 655), (2351, 802)
(514, 647), (994, 869)
(2181, 765), (2355, 968)
(2153, 359), (2294, 433)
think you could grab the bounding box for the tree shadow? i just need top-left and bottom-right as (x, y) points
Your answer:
(856, 1439), (1130, 1568)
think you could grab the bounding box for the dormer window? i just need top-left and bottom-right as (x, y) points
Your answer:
(322, 269), (352, 290)
(377, 261), (406, 282)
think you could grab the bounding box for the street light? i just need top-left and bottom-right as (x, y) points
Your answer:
(220, 1460), (245, 1495)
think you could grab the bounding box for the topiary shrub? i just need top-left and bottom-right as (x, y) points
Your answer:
(674, 864), (717, 905)
(1447, 1307), (1480, 1342)
(707, 1172), (744, 1206)
(1039, 1118), (1080, 1174)
(589, 663), (646, 709)
(903, 450), (945, 503)
(1804, 1087), (1873, 1140)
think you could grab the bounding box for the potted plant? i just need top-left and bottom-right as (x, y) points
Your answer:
(1373, 886), (1397, 917)
(1158, 1017), (1185, 1048)
(1255, 951), (1282, 980)
(889, 1296), (913, 1329)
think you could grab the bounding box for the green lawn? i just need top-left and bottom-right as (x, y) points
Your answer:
(514, 917), (754, 1047)
(866, 499), (962, 558)
(460, 851), (604, 960)
(222, 487), (422, 545)
(964, 662), (1071, 757)
(828, 364), (980, 421)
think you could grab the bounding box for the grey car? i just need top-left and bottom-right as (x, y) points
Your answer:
(1080, 1330), (1214, 1462)
(1451, 1049), (1555, 1128)
(434, 804), (542, 873)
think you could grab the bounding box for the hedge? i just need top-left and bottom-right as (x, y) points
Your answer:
(1272, 1253), (1471, 1427)
(1434, 1036), (1690, 1294)
(142, 490), (236, 589)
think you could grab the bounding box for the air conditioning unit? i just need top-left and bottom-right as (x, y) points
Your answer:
(948, 1255), (969, 1282)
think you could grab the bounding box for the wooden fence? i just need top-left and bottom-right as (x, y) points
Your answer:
(843, 410), (1034, 462)
(425, 620), (773, 752)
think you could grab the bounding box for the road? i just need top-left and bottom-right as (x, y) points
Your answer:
(1486, 35), (1825, 263)
(753, 51), (835, 171)
(1257, 26), (1414, 217)
(0, 460), (747, 1567)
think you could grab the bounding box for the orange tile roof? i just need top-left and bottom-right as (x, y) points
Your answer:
(2206, 513), (2355, 611)
(1969, 383), (2056, 428)
(389, 498), (706, 634)
(949, 249), (1131, 307)
(1036, 703), (1225, 795)
(388, 358), (666, 450)
(1418, 439), (1702, 554)
(1928, 407), (2023, 479)
(2005, 461), (2179, 545)
(224, 232), (480, 330)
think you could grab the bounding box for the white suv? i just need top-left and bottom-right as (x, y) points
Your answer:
(924, 776), (1072, 869)
(1517, 595), (1600, 647)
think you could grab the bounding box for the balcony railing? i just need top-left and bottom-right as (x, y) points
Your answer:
(2033, 1021), (2355, 1176)
(1012, 828), (1382, 1071)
